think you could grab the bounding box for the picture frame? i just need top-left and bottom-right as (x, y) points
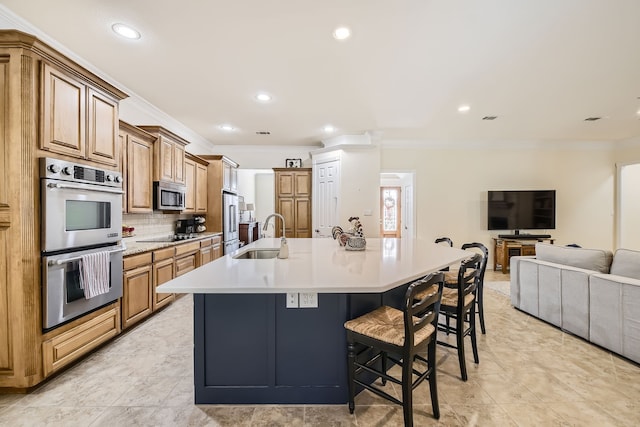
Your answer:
(286, 158), (302, 168)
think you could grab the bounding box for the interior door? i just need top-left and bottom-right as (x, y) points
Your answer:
(380, 187), (401, 238)
(313, 160), (340, 237)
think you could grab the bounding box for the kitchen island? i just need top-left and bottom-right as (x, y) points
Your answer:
(157, 238), (469, 404)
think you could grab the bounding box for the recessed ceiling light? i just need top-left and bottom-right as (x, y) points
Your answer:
(323, 125), (335, 133)
(255, 93), (272, 102)
(219, 124), (235, 131)
(457, 105), (471, 113)
(111, 23), (141, 40)
(333, 27), (351, 40)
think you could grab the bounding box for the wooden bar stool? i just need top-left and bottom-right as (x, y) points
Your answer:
(435, 253), (482, 381)
(344, 272), (444, 426)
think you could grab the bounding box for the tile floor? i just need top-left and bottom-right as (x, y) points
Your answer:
(1, 270), (640, 426)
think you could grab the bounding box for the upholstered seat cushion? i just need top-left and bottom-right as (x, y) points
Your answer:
(344, 306), (435, 347)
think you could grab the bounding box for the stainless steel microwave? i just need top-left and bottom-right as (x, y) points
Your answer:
(154, 181), (186, 211)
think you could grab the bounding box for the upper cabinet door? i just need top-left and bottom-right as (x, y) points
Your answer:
(126, 132), (154, 213)
(184, 158), (196, 213)
(195, 163), (208, 213)
(294, 172), (311, 198)
(173, 143), (186, 185)
(41, 63), (86, 158)
(158, 136), (174, 182)
(87, 88), (119, 167)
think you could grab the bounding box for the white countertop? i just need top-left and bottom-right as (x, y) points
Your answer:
(156, 238), (470, 294)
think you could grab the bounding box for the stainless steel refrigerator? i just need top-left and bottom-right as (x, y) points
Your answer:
(222, 192), (240, 254)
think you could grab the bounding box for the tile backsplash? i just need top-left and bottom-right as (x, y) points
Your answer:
(123, 212), (191, 238)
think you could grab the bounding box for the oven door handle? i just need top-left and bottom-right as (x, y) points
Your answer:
(47, 182), (124, 195)
(47, 246), (126, 266)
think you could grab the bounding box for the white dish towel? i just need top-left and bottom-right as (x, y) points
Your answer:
(79, 251), (111, 299)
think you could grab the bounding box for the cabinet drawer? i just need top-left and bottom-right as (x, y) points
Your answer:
(200, 238), (213, 248)
(175, 253), (197, 277)
(42, 306), (120, 376)
(521, 246), (536, 256)
(211, 235), (222, 245)
(175, 241), (200, 256)
(123, 252), (152, 270)
(153, 247), (175, 262)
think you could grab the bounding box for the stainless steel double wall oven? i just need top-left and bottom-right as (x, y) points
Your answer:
(40, 158), (124, 330)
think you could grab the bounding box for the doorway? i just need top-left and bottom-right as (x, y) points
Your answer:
(380, 172), (415, 238)
(380, 186), (401, 238)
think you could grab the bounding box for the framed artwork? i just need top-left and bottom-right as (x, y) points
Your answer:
(286, 158), (302, 168)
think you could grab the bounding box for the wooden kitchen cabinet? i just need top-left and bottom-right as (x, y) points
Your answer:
(152, 247), (175, 311)
(184, 153), (209, 214)
(139, 126), (189, 185)
(120, 121), (155, 213)
(175, 240), (201, 277)
(196, 162), (208, 213)
(239, 221), (261, 245)
(184, 157), (197, 213)
(198, 235), (222, 266)
(274, 168), (312, 238)
(42, 306), (120, 376)
(0, 30), (127, 389)
(41, 63), (120, 167)
(122, 253), (154, 329)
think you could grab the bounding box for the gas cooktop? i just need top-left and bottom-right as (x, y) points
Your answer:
(137, 234), (199, 243)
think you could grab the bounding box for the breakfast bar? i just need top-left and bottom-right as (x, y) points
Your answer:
(157, 238), (469, 404)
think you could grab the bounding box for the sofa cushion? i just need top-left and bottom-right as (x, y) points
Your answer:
(535, 243), (612, 273)
(610, 249), (640, 280)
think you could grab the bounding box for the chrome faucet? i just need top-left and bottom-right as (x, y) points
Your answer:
(263, 213), (289, 259)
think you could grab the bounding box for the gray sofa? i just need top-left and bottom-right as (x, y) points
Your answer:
(510, 243), (640, 364)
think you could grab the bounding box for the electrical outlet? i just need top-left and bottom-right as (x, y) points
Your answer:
(299, 292), (318, 308)
(286, 293), (299, 308)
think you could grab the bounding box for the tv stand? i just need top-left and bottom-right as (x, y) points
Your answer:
(498, 233), (551, 240)
(492, 236), (555, 274)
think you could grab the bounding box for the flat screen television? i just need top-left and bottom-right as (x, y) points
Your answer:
(487, 190), (556, 233)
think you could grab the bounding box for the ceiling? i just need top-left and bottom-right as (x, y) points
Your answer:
(1, 0), (640, 148)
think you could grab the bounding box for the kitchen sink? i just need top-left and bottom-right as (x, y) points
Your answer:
(232, 249), (280, 259)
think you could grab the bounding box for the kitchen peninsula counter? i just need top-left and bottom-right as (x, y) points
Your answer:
(156, 238), (469, 404)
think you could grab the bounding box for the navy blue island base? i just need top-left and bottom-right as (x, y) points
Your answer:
(193, 284), (409, 404)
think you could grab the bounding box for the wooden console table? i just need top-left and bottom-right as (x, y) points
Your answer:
(239, 221), (261, 246)
(492, 237), (555, 273)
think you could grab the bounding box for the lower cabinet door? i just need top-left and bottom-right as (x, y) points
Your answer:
(122, 264), (153, 329)
(153, 258), (175, 310)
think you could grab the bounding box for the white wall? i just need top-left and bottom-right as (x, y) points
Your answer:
(620, 163), (640, 250)
(381, 142), (616, 259)
(337, 148), (381, 237)
(236, 169), (275, 226)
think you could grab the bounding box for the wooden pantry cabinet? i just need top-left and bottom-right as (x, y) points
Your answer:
(0, 30), (128, 389)
(119, 121), (155, 213)
(139, 126), (189, 185)
(274, 168), (312, 238)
